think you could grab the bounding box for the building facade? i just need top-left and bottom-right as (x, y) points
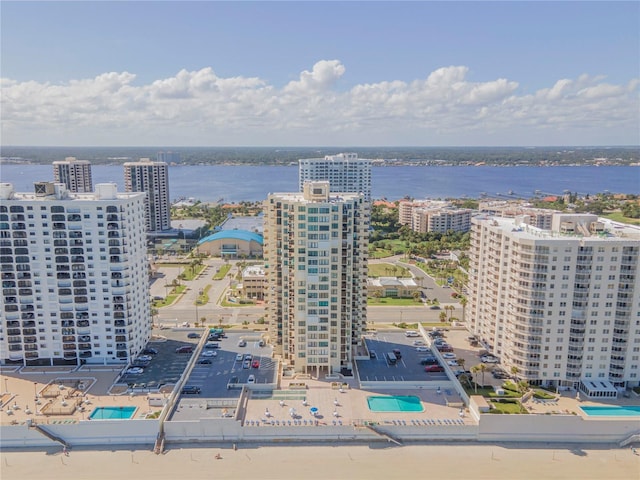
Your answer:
(466, 213), (640, 395)
(0, 182), (150, 366)
(52, 157), (93, 193)
(123, 158), (171, 232)
(263, 182), (369, 375)
(399, 200), (472, 233)
(298, 153), (372, 201)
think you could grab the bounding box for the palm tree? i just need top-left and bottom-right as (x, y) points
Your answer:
(457, 358), (466, 370)
(412, 290), (421, 303)
(446, 305), (455, 320)
(477, 363), (488, 387)
(510, 366), (520, 382)
(439, 311), (447, 323)
(459, 296), (468, 323)
(470, 365), (481, 393)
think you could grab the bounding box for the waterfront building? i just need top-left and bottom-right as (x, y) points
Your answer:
(123, 158), (171, 232)
(466, 213), (640, 397)
(0, 182), (150, 366)
(478, 200), (554, 230)
(156, 151), (181, 164)
(197, 230), (263, 258)
(52, 157), (93, 193)
(298, 153), (372, 201)
(399, 200), (472, 233)
(263, 182), (369, 375)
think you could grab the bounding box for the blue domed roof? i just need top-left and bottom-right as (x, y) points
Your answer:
(198, 230), (263, 245)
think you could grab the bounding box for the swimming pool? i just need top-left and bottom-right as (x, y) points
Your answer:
(89, 406), (137, 420)
(579, 405), (640, 417)
(367, 395), (424, 412)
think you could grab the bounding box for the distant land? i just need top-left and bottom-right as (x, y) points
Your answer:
(0, 146), (638, 167)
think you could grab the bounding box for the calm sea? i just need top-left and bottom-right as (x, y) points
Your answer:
(0, 164), (637, 202)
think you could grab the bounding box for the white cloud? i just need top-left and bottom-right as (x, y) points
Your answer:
(1, 61), (638, 146)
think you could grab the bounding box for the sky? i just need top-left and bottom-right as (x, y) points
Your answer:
(1, 1), (639, 147)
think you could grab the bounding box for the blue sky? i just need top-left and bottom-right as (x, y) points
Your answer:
(1, 1), (639, 146)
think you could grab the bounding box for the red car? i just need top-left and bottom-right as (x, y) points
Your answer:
(425, 365), (444, 373)
(251, 360), (260, 369)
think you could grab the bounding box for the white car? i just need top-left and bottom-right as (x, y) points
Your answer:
(481, 355), (499, 364)
(441, 353), (457, 359)
(236, 354), (244, 362)
(447, 360), (459, 367)
(201, 350), (217, 357)
(415, 346), (430, 353)
(413, 340), (426, 346)
(126, 367), (144, 375)
(137, 355), (152, 362)
(247, 375), (256, 384)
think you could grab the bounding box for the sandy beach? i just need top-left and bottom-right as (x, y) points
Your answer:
(1, 442), (639, 480)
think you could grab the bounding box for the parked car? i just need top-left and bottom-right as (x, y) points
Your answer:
(425, 365), (445, 373)
(243, 360), (251, 369)
(142, 348), (158, 355)
(247, 375), (256, 384)
(369, 350), (377, 359)
(125, 367), (144, 375)
(437, 345), (454, 353)
(204, 342), (219, 349)
(447, 360), (459, 367)
(227, 376), (239, 389)
(198, 359), (212, 365)
(441, 353), (457, 359)
(187, 332), (200, 339)
(181, 385), (201, 394)
(392, 349), (402, 359)
(236, 354), (244, 362)
(413, 340), (426, 346)
(201, 350), (217, 357)
(481, 355), (499, 363)
(175, 346), (193, 354)
(244, 354), (253, 361)
(137, 355), (152, 362)
(252, 360), (260, 369)
(419, 357), (439, 365)
(237, 339), (247, 347)
(415, 346), (430, 353)
(493, 370), (509, 379)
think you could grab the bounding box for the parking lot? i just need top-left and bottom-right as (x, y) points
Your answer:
(180, 331), (276, 400)
(357, 331), (448, 383)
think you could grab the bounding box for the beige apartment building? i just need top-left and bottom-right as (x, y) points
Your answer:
(399, 200), (472, 233)
(240, 265), (266, 300)
(263, 182), (369, 375)
(466, 213), (640, 397)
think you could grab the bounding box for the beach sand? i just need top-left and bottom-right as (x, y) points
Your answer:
(1, 442), (638, 480)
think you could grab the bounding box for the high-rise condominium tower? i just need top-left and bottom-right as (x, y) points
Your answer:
(52, 157), (93, 193)
(467, 213), (639, 397)
(263, 182), (369, 375)
(0, 182), (150, 366)
(298, 153), (372, 202)
(123, 158), (171, 232)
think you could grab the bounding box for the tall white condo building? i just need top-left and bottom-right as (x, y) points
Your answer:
(0, 182), (150, 366)
(467, 213), (640, 398)
(264, 182), (369, 375)
(298, 153), (372, 201)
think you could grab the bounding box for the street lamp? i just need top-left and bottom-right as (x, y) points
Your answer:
(4, 378), (8, 394)
(34, 382), (38, 402)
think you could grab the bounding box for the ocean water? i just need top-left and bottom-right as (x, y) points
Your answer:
(1, 164), (637, 202)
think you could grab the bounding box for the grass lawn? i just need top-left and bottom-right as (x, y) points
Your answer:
(213, 264), (232, 280)
(369, 248), (394, 259)
(603, 211), (640, 226)
(154, 285), (186, 307)
(180, 264), (206, 281)
(368, 297), (422, 306)
(368, 262), (411, 278)
(488, 400), (528, 414)
(196, 284), (211, 305)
